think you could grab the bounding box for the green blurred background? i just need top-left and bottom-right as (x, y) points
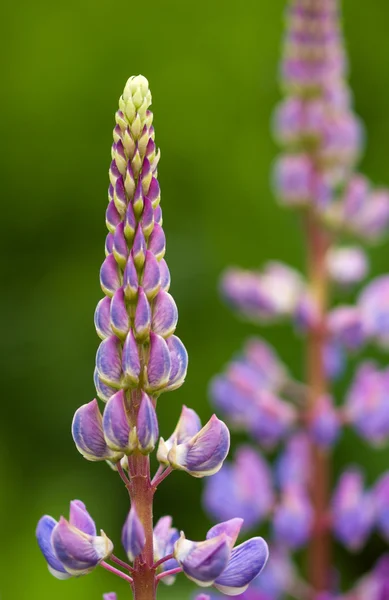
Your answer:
(2, 0), (389, 597)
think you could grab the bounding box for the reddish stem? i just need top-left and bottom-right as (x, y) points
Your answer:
(156, 567), (182, 582)
(152, 553), (174, 570)
(151, 466), (173, 488)
(305, 211), (331, 594)
(110, 554), (135, 574)
(100, 560), (134, 585)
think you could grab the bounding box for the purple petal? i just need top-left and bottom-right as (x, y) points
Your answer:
(72, 400), (115, 461)
(105, 233), (114, 256)
(123, 255), (139, 301)
(142, 250), (161, 299)
(121, 506), (146, 562)
(146, 333), (171, 392)
(103, 390), (133, 452)
(106, 200), (121, 234)
(148, 224), (166, 260)
(94, 368), (116, 403)
(125, 163), (135, 199)
(36, 516), (69, 578)
(52, 518), (113, 575)
(110, 288), (129, 339)
(147, 177), (161, 207)
(141, 196), (154, 237)
(169, 415), (230, 477)
(100, 255), (121, 297)
(154, 204), (163, 226)
(165, 335), (188, 391)
(214, 537), (269, 595)
(95, 297), (112, 340)
(124, 201), (136, 241)
(159, 259), (171, 291)
(174, 534), (231, 585)
(206, 518), (243, 548)
(122, 330), (141, 386)
(69, 500), (96, 536)
(133, 226), (147, 269)
(133, 181), (144, 217)
(137, 393), (159, 453)
(152, 290), (178, 338)
(114, 176), (127, 216)
(103, 594), (117, 600)
(134, 287), (151, 341)
(96, 336), (122, 387)
(113, 222), (129, 267)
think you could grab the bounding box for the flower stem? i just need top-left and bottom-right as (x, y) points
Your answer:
(305, 210), (331, 594)
(100, 561), (134, 585)
(128, 452), (156, 600)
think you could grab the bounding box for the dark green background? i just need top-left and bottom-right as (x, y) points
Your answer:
(2, 0), (389, 598)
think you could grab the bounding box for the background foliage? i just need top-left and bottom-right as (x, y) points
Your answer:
(1, 0), (389, 597)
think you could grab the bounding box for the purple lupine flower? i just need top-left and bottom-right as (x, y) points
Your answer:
(327, 306), (366, 351)
(137, 393), (159, 453)
(273, 485), (313, 550)
(103, 594), (117, 600)
(309, 395), (341, 449)
(153, 516), (180, 585)
(345, 362), (389, 445)
(72, 400), (121, 462)
(121, 506), (146, 561)
(252, 546), (296, 600)
(326, 246), (369, 286)
(275, 432), (311, 490)
(359, 276), (389, 348)
(167, 414), (230, 477)
(210, 338), (295, 449)
(203, 446), (274, 530)
(157, 405), (202, 465)
(174, 519), (268, 594)
(221, 262), (305, 323)
(373, 473), (389, 542)
(36, 500), (113, 578)
(331, 468), (375, 551)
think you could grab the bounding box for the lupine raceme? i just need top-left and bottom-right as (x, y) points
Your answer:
(35, 75), (269, 599)
(203, 1), (389, 599)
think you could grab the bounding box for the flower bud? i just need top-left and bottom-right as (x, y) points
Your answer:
(72, 400), (119, 462)
(100, 254), (121, 297)
(121, 506), (146, 562)
(167, 415), (230, 478)
(165, 335), (188, 392)
(142, 250), (161, 299)
(113, 222), (128, 268)
(134, 287), (151, 342)
(103, 390), (135, 453)
(144, 333), (171, 392)
(309, 395), (341, 449)
(95, 297), (112, 340)
(110, 288), (129, 339)
(122, 330), (141, 386)
(103, 594), (117, 600)
(152, 290), (178, 338)
(273, 486), (313, 550)
(123, 255), (139, 301)
(137, 393), (159, 453)
(148, 223), (166, 260)
(332, 469), (375, 551)
(96, 335), (123, 388)
(359, 276), (389, 349)
(153, 516), (180, 584)
(326, 246), (369, 286)
(328, 306), (366, 351)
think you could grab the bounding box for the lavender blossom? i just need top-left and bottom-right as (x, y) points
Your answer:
(326, 246), (369, 286)
(359, 276), (389, 348)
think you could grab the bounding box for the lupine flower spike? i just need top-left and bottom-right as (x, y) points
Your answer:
(36, 75), (269, 599)
(203, 1), (389, 599)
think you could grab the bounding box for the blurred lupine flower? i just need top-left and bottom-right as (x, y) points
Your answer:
(195, 596), (211, 600)
(275, 432), (311, 490)
(323, 341), (345, 381)
(248, 546), (296, 600)
(167, 414), (230, 477)
(272, 485), (313, 550)
(309, 395), (341, 449)
(103, 594), (117, 600)
(327, 306), (366, 351)
(174, 518), (268, 595)
(359, 276), (389, 348)
(331, 469), (375, 551)
(273, 154), (331, 208)
(294, 291), (320, 333)
(345, 362), (389, 444)
(221, 262), (305, 323)
(121, 505), (145, 561)
(210, 339), (296, 448)
(36, 500), (113, 578)
(348, 555), (389, 600)
(326, 246), (369, 286)
(204, 446), (274, 530)
(153, 516), (180, 585)
(373, 473), (389, 542)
